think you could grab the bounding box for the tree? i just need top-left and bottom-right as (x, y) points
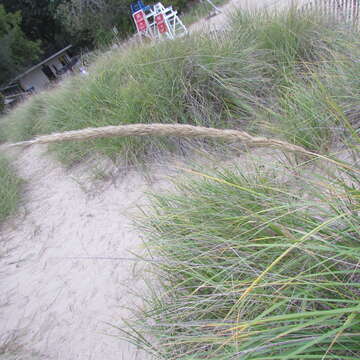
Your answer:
(55, 0), (134, 47)
(0, 5), (42, 85)
(1, 0), (194, 55)
(54, 0), (192, 47)
(1, 0), (69, 56)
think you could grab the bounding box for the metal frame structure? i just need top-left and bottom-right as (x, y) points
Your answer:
(131, 1), (188, 41)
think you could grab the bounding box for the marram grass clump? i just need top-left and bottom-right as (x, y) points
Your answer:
(125, 161), (360, 359)
(0, 155), (22, 223)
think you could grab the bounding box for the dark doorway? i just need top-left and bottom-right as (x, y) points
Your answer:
(42, 65), (57, 81)
(59, 55), (70, 66)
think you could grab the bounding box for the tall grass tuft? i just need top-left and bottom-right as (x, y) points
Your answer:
(0, 93), (49, 142)
(230, 8), (334, 73)
(269, 79), (337, 152)
(125, 158), (360, 359)
(0, 155), (22, 223)
(265, 54), (360, 152)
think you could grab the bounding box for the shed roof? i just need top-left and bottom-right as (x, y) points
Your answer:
(0, 83), (19, 92)
(12, 45), (72, 82)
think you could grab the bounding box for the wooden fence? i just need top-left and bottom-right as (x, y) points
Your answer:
(302, 0), (360, 27)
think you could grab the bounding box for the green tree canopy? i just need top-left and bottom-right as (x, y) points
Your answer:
(1, 0), (68, 55)
(55, 0), (134, 47)
(0, 5), (42, 85)
(1, 0), (193, 54)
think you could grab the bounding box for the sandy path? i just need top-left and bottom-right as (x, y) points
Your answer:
(0, 146), (174, 359)
(190, 0), (305, 32)
(0, 0), (299, 359)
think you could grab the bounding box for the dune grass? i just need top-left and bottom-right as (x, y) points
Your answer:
(107, 8), (359, 358)
(0, 31), (271, 164)
(266, 60), (360, 152)
(0, 5), (359, 358)
(0, 94), (49, 143)
(123, 157), (360, 359)
(1, 7), (356, 165)
(0, 155), (22, 223)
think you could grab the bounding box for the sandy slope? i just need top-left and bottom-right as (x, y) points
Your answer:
(1, 146), (173, 359)
(190, 0), (305, 32)
(0, 0), (297, 359)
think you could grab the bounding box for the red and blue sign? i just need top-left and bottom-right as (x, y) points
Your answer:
(155, 13), (168, 34)
(133, 10), (148, 32)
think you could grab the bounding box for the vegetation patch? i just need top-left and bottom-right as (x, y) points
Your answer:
(0, 94), (49, 143)
(0, 155), (22, 223)
(109, 8), (359, 359)
(125, 160), (360, 359)
(3, 8), (356, 165)
(0, 5), (359, 359)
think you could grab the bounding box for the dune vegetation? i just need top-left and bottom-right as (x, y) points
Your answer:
(2, 7), (358, 164)
(0, 155), (22, 223)
(127, 160), (360, 359)
(0, 5), (359, 358)
(122, 8), (358, 360)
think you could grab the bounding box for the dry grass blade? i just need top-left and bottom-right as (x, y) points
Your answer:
(5, 123), (312, 155)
